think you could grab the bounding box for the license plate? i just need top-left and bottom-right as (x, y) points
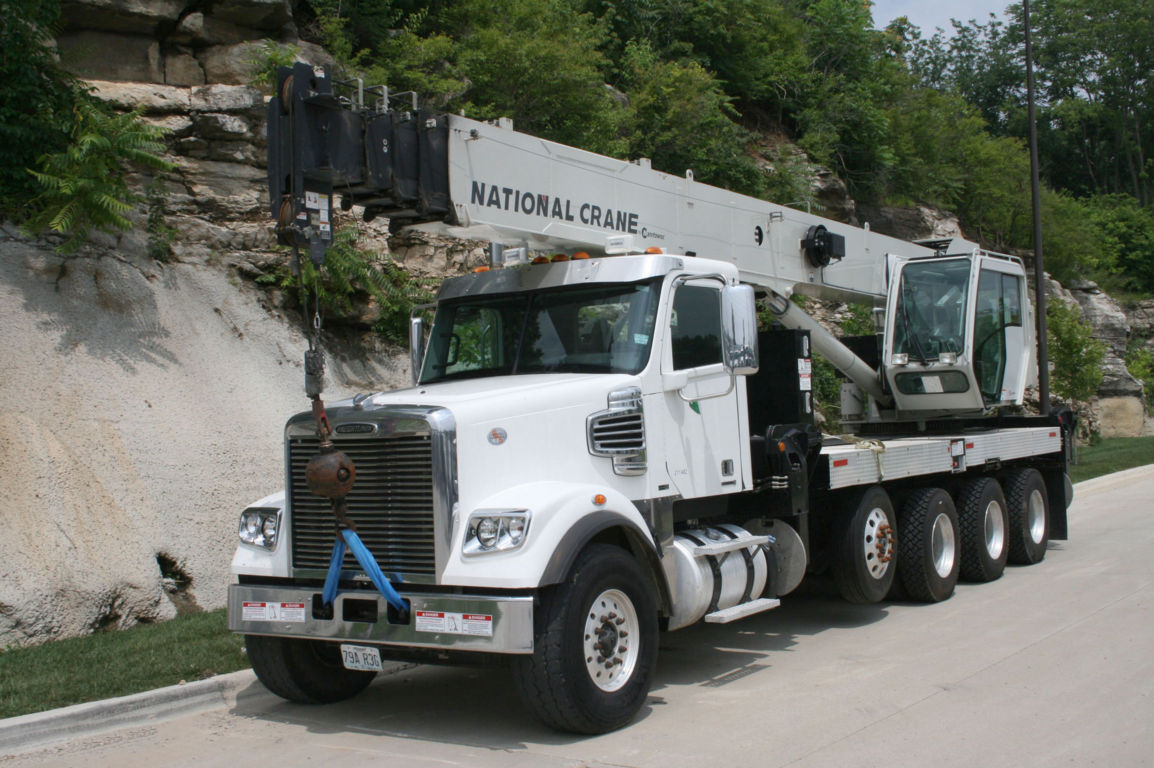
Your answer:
(340, 644), (383, 672)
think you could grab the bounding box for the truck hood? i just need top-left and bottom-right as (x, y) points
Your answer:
(361, 373), (637, 422)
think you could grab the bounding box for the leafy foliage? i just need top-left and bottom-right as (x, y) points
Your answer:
(287, 225), (433, 344)
(24, 101), (173, 253)
(0, 0), (80, 217)
(1125, 344), (1154, 410)
(245, 40), (301, 93)
(618, 40), (764, 194)
(1046, 298), (1106, 402)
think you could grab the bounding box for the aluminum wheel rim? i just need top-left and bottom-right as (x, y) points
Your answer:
(983, 500), (1006, 559)
(1027, 489), (1046, 544)
(931, 511), (956, 578)
(583, 588), (639, 692)
(862, 506), (895, 580)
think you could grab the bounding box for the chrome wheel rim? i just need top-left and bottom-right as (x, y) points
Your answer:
(983, 500), (1006, 560)
(583, 589), (639, 692)
(862, 506), (895, 580)
(1027, 489), (1046, 544)
(931, 511), (956, 578)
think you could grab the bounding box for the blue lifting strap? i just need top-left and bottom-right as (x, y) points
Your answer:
(321, 528), (408, 613)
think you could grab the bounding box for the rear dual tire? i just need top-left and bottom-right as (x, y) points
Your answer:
(1005, 468), (1050, 565)
(958, 477), (1010, 583)
(897, 487), (960, 603)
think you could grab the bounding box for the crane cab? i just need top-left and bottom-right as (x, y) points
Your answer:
(882, 251), (1036, 416)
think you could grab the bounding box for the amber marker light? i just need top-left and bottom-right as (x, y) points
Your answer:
(645, 247), (663, 254)
(473, 265), (490, 273)
(572, 251), (590, 259)
(592, 494), (607, 506)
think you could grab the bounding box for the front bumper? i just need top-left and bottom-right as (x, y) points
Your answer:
(227, 584), (534, 654)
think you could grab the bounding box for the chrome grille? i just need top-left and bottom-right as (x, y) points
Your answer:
(288, 432), (436, 576)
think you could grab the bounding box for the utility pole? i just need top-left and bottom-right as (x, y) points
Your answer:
(1024, 0), (1050, 416)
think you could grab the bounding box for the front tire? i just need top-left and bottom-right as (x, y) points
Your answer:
(897, 487), (960, 602)
(512, 544), (657, 734)
(245, 635), (377, 704)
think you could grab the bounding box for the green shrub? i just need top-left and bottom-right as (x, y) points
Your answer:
(1046, 298), (1105, 402)
(285, 225), (434, 344)
(0, 0), (80, 217)
(1125, 344), (1154, 411)
(25, 101), (173, 252)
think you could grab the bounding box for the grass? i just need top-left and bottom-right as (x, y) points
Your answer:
(1068, 436), (1154, 484)
(0, 609), (248, 719)
(1, 439), (1151, 721)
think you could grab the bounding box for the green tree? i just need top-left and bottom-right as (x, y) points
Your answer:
(1047, 298), (1105, 402)
(618, 40), (764, 195)
(0, 0), (80, 217)
(441, 0), (626, 155)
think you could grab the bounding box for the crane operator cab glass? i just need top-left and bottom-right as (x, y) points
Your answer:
(883, 253), (1036, 416)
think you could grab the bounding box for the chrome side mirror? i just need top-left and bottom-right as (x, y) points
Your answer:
(409, 315), (426, 385)
(722, 284), (759, 375)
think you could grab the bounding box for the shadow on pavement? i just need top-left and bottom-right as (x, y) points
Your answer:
(230, 589), (889, 750)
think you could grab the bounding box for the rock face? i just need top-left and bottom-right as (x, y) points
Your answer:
(1063, 279), (1143, 399)
(857, 204), (964, 242)
(0, 225), (412, 646)
(1046, 278), (1149, 438)
(57, 0), (302, 86)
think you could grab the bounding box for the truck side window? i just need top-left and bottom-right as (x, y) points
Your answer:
(671, 284), (723, 369)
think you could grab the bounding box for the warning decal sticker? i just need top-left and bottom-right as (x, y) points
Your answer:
(242, 601), (306, 622)
(414, 610), (494, 637)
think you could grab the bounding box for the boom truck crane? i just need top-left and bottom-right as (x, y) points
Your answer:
(228, 64), (1075, 733)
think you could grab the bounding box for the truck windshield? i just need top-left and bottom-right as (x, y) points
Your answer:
(892, 258), (971, 361)
(419, 279), (661, 383)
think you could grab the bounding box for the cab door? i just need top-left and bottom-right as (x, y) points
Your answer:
(658, 277), (746, 499)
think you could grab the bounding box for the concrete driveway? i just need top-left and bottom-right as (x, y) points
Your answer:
(6, 467), (1152, 767)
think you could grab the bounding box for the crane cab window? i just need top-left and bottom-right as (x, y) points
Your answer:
(974, 268), (1023, 403)
(892, 258), (971, 362)
(671, 283), (723, 369)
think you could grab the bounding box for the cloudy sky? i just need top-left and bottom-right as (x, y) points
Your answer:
(871, 0), (1012, 35)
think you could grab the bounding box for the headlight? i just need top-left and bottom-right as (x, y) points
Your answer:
(464, 510), (531, 555)
(238, 507), (281, 550)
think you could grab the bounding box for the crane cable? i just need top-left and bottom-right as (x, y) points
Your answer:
(293, 246), (408, 615)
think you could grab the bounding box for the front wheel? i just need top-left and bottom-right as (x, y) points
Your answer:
(512, 544), (658, 734)
(245, 635), (377, 704)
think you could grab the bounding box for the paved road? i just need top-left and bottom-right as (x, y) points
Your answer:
(7, 468), (1153, 767)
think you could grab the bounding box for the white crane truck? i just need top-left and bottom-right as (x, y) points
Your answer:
(228, 64), (1075, 733)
